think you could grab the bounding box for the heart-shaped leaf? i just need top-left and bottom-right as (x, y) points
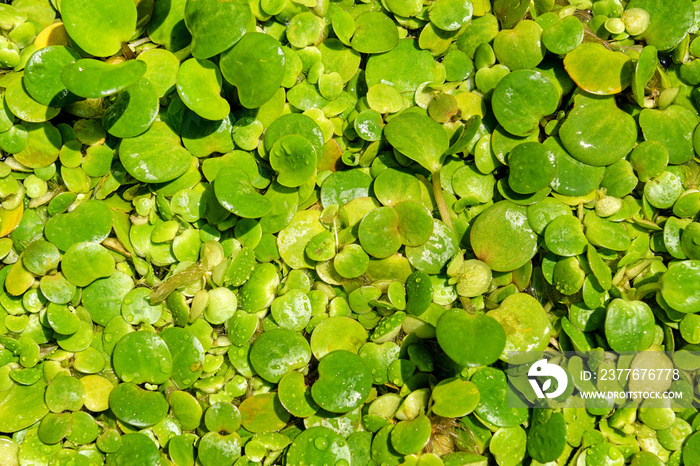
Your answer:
(385, 111), (448, 173)
(311, 350), (372, 413)
(119, 121), (193, 183)
(176, 58), (229, 120)
(214, 166), (271, 219)
(564, 43), (634, 95)
(436, 309), (506, 367)
(184, 0), (251, 59)
(24, 46), (81, 107)
(61, 0), (136, 57)
(220, 32), (285, 109)
(45, 199), (112, 251)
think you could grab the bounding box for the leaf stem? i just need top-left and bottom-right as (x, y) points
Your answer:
(633, 282), (662, 301)
(459, 296), (475, 315)
(150, 263), (205, 303)
(431, 170), (454, 232)
(121, 42), (136, 60)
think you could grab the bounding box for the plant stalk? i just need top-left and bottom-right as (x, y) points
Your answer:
(634, 282), (662, 301)
(431, 170), (454, 232)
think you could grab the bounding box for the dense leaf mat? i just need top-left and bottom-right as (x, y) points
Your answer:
(0, 0), (699, 465)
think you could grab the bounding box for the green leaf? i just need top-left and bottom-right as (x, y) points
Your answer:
(220, 32), (285, 109)
(184, 0), (251, 59)
(61, 59), (147, 99)
(385, 111), (448, 173)
(61, 0), (136, 57)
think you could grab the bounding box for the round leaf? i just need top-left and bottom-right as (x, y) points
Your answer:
(61, 0), (136, 57)
(627, 0), (694, 51)
(214, 166), (271, 219)
(507, 142), (557, 194)
(559, 93), (637, 166)
(351, 12), (398, 54)
(639, 105), (698, 165)
(61, 59), (147, 99)
(470, 200), (538, 272)
(437, 309), (506, 367)
(660, 260), (700, 314)
(488, 293), (553, 361)
(45, 199), (112, 251)
(269, 134), (317, 188)
(250, 328), (311, 383)
(365, 39), (435, 94)
(109, 383), (168, 428)
(604, 299), (655, 352)
(102, 78), (159, 138)
(220, 32), (285, 109)
(24, 46), (81, 107)
(311, 350), (372, 413)
(112, 331), (173, 384)
(492, 70), (559, 137)
(62, 242), (115, 287)
(287, 426), (352, 466)
(564, 43), (634, 95)
(184, 0), (251, 59)
(119, 121), (193, 183)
